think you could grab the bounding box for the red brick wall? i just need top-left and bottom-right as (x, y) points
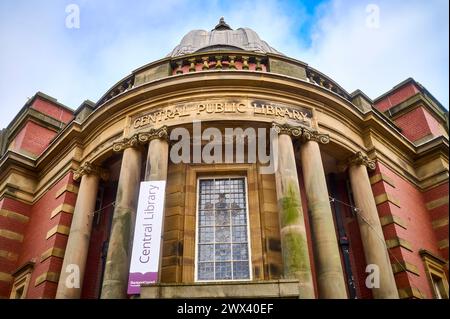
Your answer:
(423, 183), (449, 263)
(0, 197), (31, 298)
(375, 83), (420, 112)
(394, 107), (435, 142)
(371, 163), (442, 298)
(13, 121), (57, 157)
(422, 108), (445, 138)
(31, 98), (74, 124)
(16, 172), (78, 298)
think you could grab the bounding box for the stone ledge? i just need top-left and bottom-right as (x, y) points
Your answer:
(0, 250), (18, 262)
(0, 209), (29, 223)
(370, 173), (396, 188)
(140, 280), (301, 298)
(375, 193), (401, 208)
(0, 229), (24, 242)
(380, 215), (407, 229)
(426, 196), (449, 210)
(55, 184), (79, 199)
(34, 271), (60, 287)
(46, 225), (70, 239)
(0, 271), (13, 283)
(432, 217), (449, 229)
(438, 239), (449, 249)
(40, 247), (65, 263)
(391, 261), (420, 276)
(50, 203), (75, 219)
(386, 237), (413, 252)
(398, 287), (425, 299)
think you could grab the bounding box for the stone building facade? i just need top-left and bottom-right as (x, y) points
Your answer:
(0, 19), (448, 299)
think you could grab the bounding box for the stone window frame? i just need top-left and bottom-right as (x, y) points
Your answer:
(182, 163), (264, 283)
(419, 249), (449, 299)
(194, 175), (253, 282)
(9, 261), (35, 299)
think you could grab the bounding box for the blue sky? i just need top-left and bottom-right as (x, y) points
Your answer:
(0, 0), (448, 129)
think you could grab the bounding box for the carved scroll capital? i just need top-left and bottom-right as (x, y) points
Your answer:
(301, 128), (330, 144)
(272, 122), (303, 138)
(112, 134), (139, 152)
(73, 162), (109, 181)
(113, 126), (169, 152)
(138, 126), (169, 144)
(272, 122), (329, 144)
(348, 151), (376, 170)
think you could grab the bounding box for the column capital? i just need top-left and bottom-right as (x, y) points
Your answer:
(348, 151), (376, 170)
(272, 122), (330, 144)
(113, 126), (169, 152)
(138, 125), (169, 144)
(112, 134), (140, 152)
(73, 162), (109, 181)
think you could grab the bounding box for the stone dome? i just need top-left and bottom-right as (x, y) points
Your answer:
(168, 17), (283, 57)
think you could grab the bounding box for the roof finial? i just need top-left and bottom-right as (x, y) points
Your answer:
(214, 17), (232, 31)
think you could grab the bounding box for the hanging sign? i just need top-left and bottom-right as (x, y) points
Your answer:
(127, 180), (166, 295)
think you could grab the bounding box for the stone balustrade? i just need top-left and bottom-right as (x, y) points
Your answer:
(97, 51), (352, 106)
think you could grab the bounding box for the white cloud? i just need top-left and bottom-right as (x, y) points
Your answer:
(0, 0), (448, 129)
(298, 0), (449, 107)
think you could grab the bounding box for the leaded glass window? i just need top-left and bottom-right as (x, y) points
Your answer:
(196, 177), (251, 281)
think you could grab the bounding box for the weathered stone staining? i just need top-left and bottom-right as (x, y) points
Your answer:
(274, 130), (315, 299)
(101, 147), (143, 299)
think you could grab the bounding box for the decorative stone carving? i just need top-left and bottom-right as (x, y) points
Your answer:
(302, 129), (330, 144)
(112, 134), (139, 152)
(138, 126), (169, 143)
(272, 123), (330, 144)
(272, 123), (302, 137)
(348, 151), (376, 170)
(73, 162), (109, 181)
(112, 126), (169, 153)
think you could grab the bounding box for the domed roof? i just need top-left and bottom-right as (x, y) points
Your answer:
(168, 17), (283, 57)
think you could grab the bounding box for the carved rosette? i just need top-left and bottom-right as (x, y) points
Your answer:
(113, 126), (169, 152)
(73, 162), (109, 181)
(272, 122), (330, 144)
(348, 151), (376, 170)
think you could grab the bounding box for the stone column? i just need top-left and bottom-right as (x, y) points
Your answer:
(300, 131), (347, 299)
(101, 136), (143, 299)
(348, 152), (399, 299)
(141, 127), (169, 282)
(140, 126), (169, 181)
(272, 124), (315, 299)
(56, 162), (108, 299)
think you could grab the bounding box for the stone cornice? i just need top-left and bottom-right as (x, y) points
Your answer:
(272, 123), (330, 144)
(348, 151), (376, 170)
(113, 126), (169, 152)
(73, 162), (109, 181)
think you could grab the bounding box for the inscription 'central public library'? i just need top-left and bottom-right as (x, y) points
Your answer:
(132, 100), (313, 129)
